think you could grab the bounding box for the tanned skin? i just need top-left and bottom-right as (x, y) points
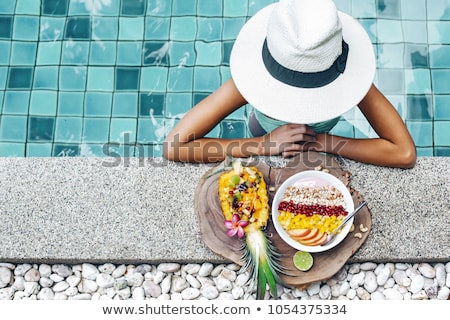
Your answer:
(164, 78), (416, 168)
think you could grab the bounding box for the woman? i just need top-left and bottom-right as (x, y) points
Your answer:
(163, 0), (416, 168)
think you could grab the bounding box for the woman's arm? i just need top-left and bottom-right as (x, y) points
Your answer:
(313, 84), (417, 168)
(163, 79), (317, 162)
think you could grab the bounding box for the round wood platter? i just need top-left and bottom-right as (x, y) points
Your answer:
(194, 152), (372, 289)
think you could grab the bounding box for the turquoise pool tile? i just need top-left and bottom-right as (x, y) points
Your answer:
(61, 41), (89, 65)
(145, 17), (170, 40)
(194, 67), (221, 92)
(434, 95), (450, 120)
(429, 45), (450, 68)
(249, 0), (276, 15)
(222, 41), (233, 65)
(30, 91), (57, 116)
(223, 18), (246, 40)
(59, 66), (87, 91)
(140, 67), (168, 92)
(197, 0), (223, 16)
(431, 70), (450, 94)
(404, 44), (428, 68)
(11, 42), (37, 65)
(53, 144), (80, 156)
(65, 17), (91, 39)
(406, 121), (433, 147)
(82, 118), (110, 143)
(224, 0), (248, 16)
(54, 117), (82, 142)
(195, 42), (222, 65)
(402, 21), (428, 44)
(0, 142), (25, 156)
(116, 68), (140, 91)
(0, 115), (27, 141)
(220, 66), (231, 81)
(118, 17), (144, 40)
(400, 0), (426, 20)
(435, 148), (450, 156)
(84, 92), (112, 116)
(121, 0), (147, 16)
(0, 91), (3, 108)
(227, 104), (246, 120)
(376, 0), (400, 19)
(68, 1), (91, 15)
(193, 93), (209, 105)
(33, 66), (59, 89)
(358, 19), (377, 43)
(109, 118), (137, 143)
(385, 95), (407, 119)
(377, 69), (404, 94)
(140, 93), (165, 116)
(434, 121), (450, 146)
(90, 41), (117, 65)
(165, 93), (192, 117)
(0, 1), (15, 14)
(0, 42), (10, 64)
(42, 0), (69, 16)
(0, 16), (12, 39)
(143, 41), (169, 66)
(28, 116), (55, 141)
(13, 16), (39, 40)
(329, 119), (354, 138)
(137, 118), (165, 143)
(167, 67), (194, 92)
(416, 147), (433, 156)
(197, 18), (222, 41)
(16, 0), (40, 14)
(79, 144), (107, 157)
(428, 21), (450, 44)
(39, 17), (66, 41)
(92, 17), (118, 40)
(3, 91), (29, 114)
(405, 69), (431, 94)
(112, 92), (138, 117)
(173, 0), (197, 16)
(26, 143), (53, 157)
(37, 42), (62, 65)
(220, 120), (246, 139)
(170, 17), (197, 41)
(117, 42), (142, 65)
(427, 0), (450, 20)
(406, 95), (433, 120)
(351, 0), (376, 18)
(168, 42), (195, 67)
(204, 123), (221, 138)
(353, 119), (378, 139)
(377, 44), (404, 68)
(58, 92), (84, 116)
(377, 19), (402, 43)
(146, 0), (172, 16)
(0, 67), (6, 88)
(87, 67), (114, 91)
(8, 67), (33, 89)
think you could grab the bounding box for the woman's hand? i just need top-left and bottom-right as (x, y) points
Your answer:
(263, 123), (317, 157)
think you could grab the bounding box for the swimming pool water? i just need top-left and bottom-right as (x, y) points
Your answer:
(0, 0), (449, 157)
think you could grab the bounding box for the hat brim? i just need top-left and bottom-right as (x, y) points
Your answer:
(230, 4), (376, 124)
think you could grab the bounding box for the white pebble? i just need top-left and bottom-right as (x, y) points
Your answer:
(111, 264), (127, 278)
(37, 287), (55, 300)
(201, 285), (219, 299)
(383, 288), (403, 300)
(38, 264), (52, 278)
(81, 263), (99, 281)
(437, 286), (450, 300)
(157, 263), (180, 273)
(435, 264), (446, 287)
(53, 281), (69, 292)
(181, 287), (200, 300)
(418, 263), (436, 278)
(96, 274), (114, 289)
(198, 263), (214, 277)
(364, 271), (378, 293)
(410, 275), (425, 293)
(0, 267), (12, 288)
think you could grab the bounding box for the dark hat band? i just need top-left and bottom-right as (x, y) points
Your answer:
(262, 39), (349, 88)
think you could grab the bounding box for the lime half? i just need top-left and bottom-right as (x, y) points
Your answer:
(293, 251), (314, 271)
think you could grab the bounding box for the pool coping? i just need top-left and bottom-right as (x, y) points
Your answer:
(0, 156), (449, 264)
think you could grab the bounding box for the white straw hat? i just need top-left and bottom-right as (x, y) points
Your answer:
(230, 0), (376, 124)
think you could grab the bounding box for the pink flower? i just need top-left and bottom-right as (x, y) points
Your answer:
(224, 214), (248, 238)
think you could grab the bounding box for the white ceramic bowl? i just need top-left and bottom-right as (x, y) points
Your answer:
(272, 170), (354, 253)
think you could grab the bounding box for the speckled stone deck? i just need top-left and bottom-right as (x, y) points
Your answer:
(0, 156), (449, 264)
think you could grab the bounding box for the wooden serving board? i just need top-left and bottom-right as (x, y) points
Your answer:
(194, 152), (372, 289)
